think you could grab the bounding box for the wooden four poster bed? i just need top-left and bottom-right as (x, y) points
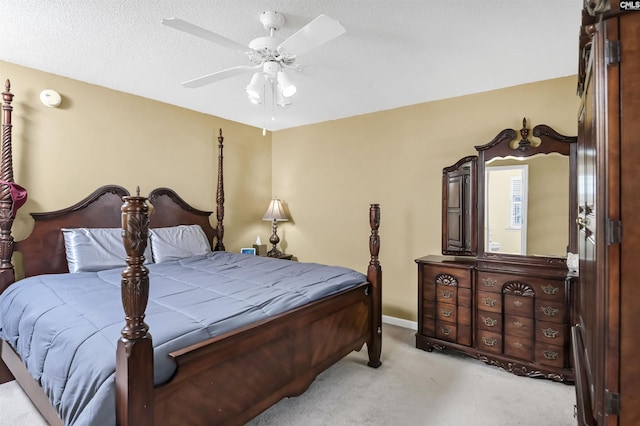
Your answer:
(0, 81), (383, 425)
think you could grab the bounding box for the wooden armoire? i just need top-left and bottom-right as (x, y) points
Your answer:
(572, 2), (640, 425)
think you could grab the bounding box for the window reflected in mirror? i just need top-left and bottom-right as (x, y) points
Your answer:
(484, 153), (569, 257)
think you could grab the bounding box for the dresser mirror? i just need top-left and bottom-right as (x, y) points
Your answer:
(442, 119), (577, 261)
(475, 119), (577, 261)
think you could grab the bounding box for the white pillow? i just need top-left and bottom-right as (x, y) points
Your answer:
(149, 225), (211, 263)
(62, 228), (153, 273)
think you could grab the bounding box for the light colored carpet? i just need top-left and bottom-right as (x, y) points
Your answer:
(0, 324), (576, 425)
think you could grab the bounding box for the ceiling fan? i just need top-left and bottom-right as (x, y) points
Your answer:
(161, 11), (347, 99)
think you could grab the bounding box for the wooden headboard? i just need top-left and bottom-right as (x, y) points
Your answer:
(14, 185), (218, 278)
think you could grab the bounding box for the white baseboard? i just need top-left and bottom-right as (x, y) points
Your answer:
(382, 315), (417, 330)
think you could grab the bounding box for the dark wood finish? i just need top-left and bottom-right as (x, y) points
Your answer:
(441, 156), (477, 256)
(0, 80), (16, 293)
(573, 6), (640, 425)
(15, 185), (130, 277)
(421, 118), (578, 382)
(214, 128), (225, 251)
(416, 256), (574, 382)
(116, 192), (154, 426)
(148, 187), (216, 249)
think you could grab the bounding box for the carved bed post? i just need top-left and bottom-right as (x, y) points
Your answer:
(214, 128), (225, 251)
(367, 203), (382, 368)
(0, 80), (16, 292)
(116, 189), (153, 426)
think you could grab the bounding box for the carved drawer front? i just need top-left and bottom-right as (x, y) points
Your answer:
(477, 311), (502, 332)
(435, 320), (457, 342)
(535, 341), (565, 368)
(476, 272), (502, 294)
(422, 266), (471, 289)
(504, 315), (534, 339)
(437, 302), (457, 322)
(477, 330), (502, 354)
(535, 321), (567, 344)
(504, 294), (534, 318)
(477, 291), (502, 313)
(529, 279), (565, 302)
(422, 299), (435, 320)
(504, 335), (534, 361)
(436, 284), (458, 304)
(534, 299), (566, 324)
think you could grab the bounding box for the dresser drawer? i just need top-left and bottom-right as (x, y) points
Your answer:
(535, 342), (565, 368)
(437, 302), (457, 322)
(435, 321), (457, 342)
(477, 271), (566, 302)
(421, 264), (472, 289)
(504, 335), (534, 361)
(504, 315), (534, 339)
(504, 294), (534, 317)
(476, 272), (502, 293)
(535, 321), (567, 345)
(436, 284), (457, 303)
(477, 311), (502, 332)
(477, 291), (501, 313)
(477, 330), (502, 353)
(535, 299), (566, 324)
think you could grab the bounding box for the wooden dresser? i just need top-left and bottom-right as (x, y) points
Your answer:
(416, 256), (574, 382)
(421, 117), (578, 383)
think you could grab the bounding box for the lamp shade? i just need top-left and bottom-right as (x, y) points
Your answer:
(276, 71), (297, 98)
(262, 198), (288, 222)
(246, 72), (263, 100)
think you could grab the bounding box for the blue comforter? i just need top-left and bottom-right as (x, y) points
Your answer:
(0, 251), (366, 425)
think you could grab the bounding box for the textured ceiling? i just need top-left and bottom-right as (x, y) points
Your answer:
(1, 0), (582, 131)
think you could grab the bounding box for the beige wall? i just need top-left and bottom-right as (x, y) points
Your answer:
(0, 60), (273, 251)
(272, 76), (579, 321)
(1, 60), (579, 322)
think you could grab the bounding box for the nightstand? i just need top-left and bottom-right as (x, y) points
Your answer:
(261, 253), (293, 260)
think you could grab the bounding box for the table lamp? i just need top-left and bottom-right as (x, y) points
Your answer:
(262, 197), (289, 257)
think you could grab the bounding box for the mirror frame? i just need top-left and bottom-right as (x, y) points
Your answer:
(474, 119), (577, 264)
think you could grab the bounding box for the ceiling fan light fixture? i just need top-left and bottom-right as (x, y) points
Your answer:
(276, 89), (292, 107)
(246, 72), (263, 100)
(277, 71), (297, 98)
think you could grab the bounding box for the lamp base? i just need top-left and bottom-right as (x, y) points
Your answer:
(267, 247), (284, 258)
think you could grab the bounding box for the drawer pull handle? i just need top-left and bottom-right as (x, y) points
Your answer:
(513, 341), (523, 349)
(513, 320), (523, 328)
(482, 316), (497, 327)
(441, 309), (452, 317)
(482, 337), (497, 346)
(440, 290), (453, 299)
(482, 297), (497, 307)
(440, 327), (452, 336)
(513, 300), (523, 307)
(542, 328), (560, 338)
(543, 350), (559, 360)
(542, 284), (560, 295)
(482, 277), (497, 287)
(541, 306), (560, 316)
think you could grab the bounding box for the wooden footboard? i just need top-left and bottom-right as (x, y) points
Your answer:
(155, 283), (372, 425)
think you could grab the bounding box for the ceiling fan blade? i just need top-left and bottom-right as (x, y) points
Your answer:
(181, 65), (256, 88)
(161, 18), (248, 54)
(278, 14), (346, 56)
